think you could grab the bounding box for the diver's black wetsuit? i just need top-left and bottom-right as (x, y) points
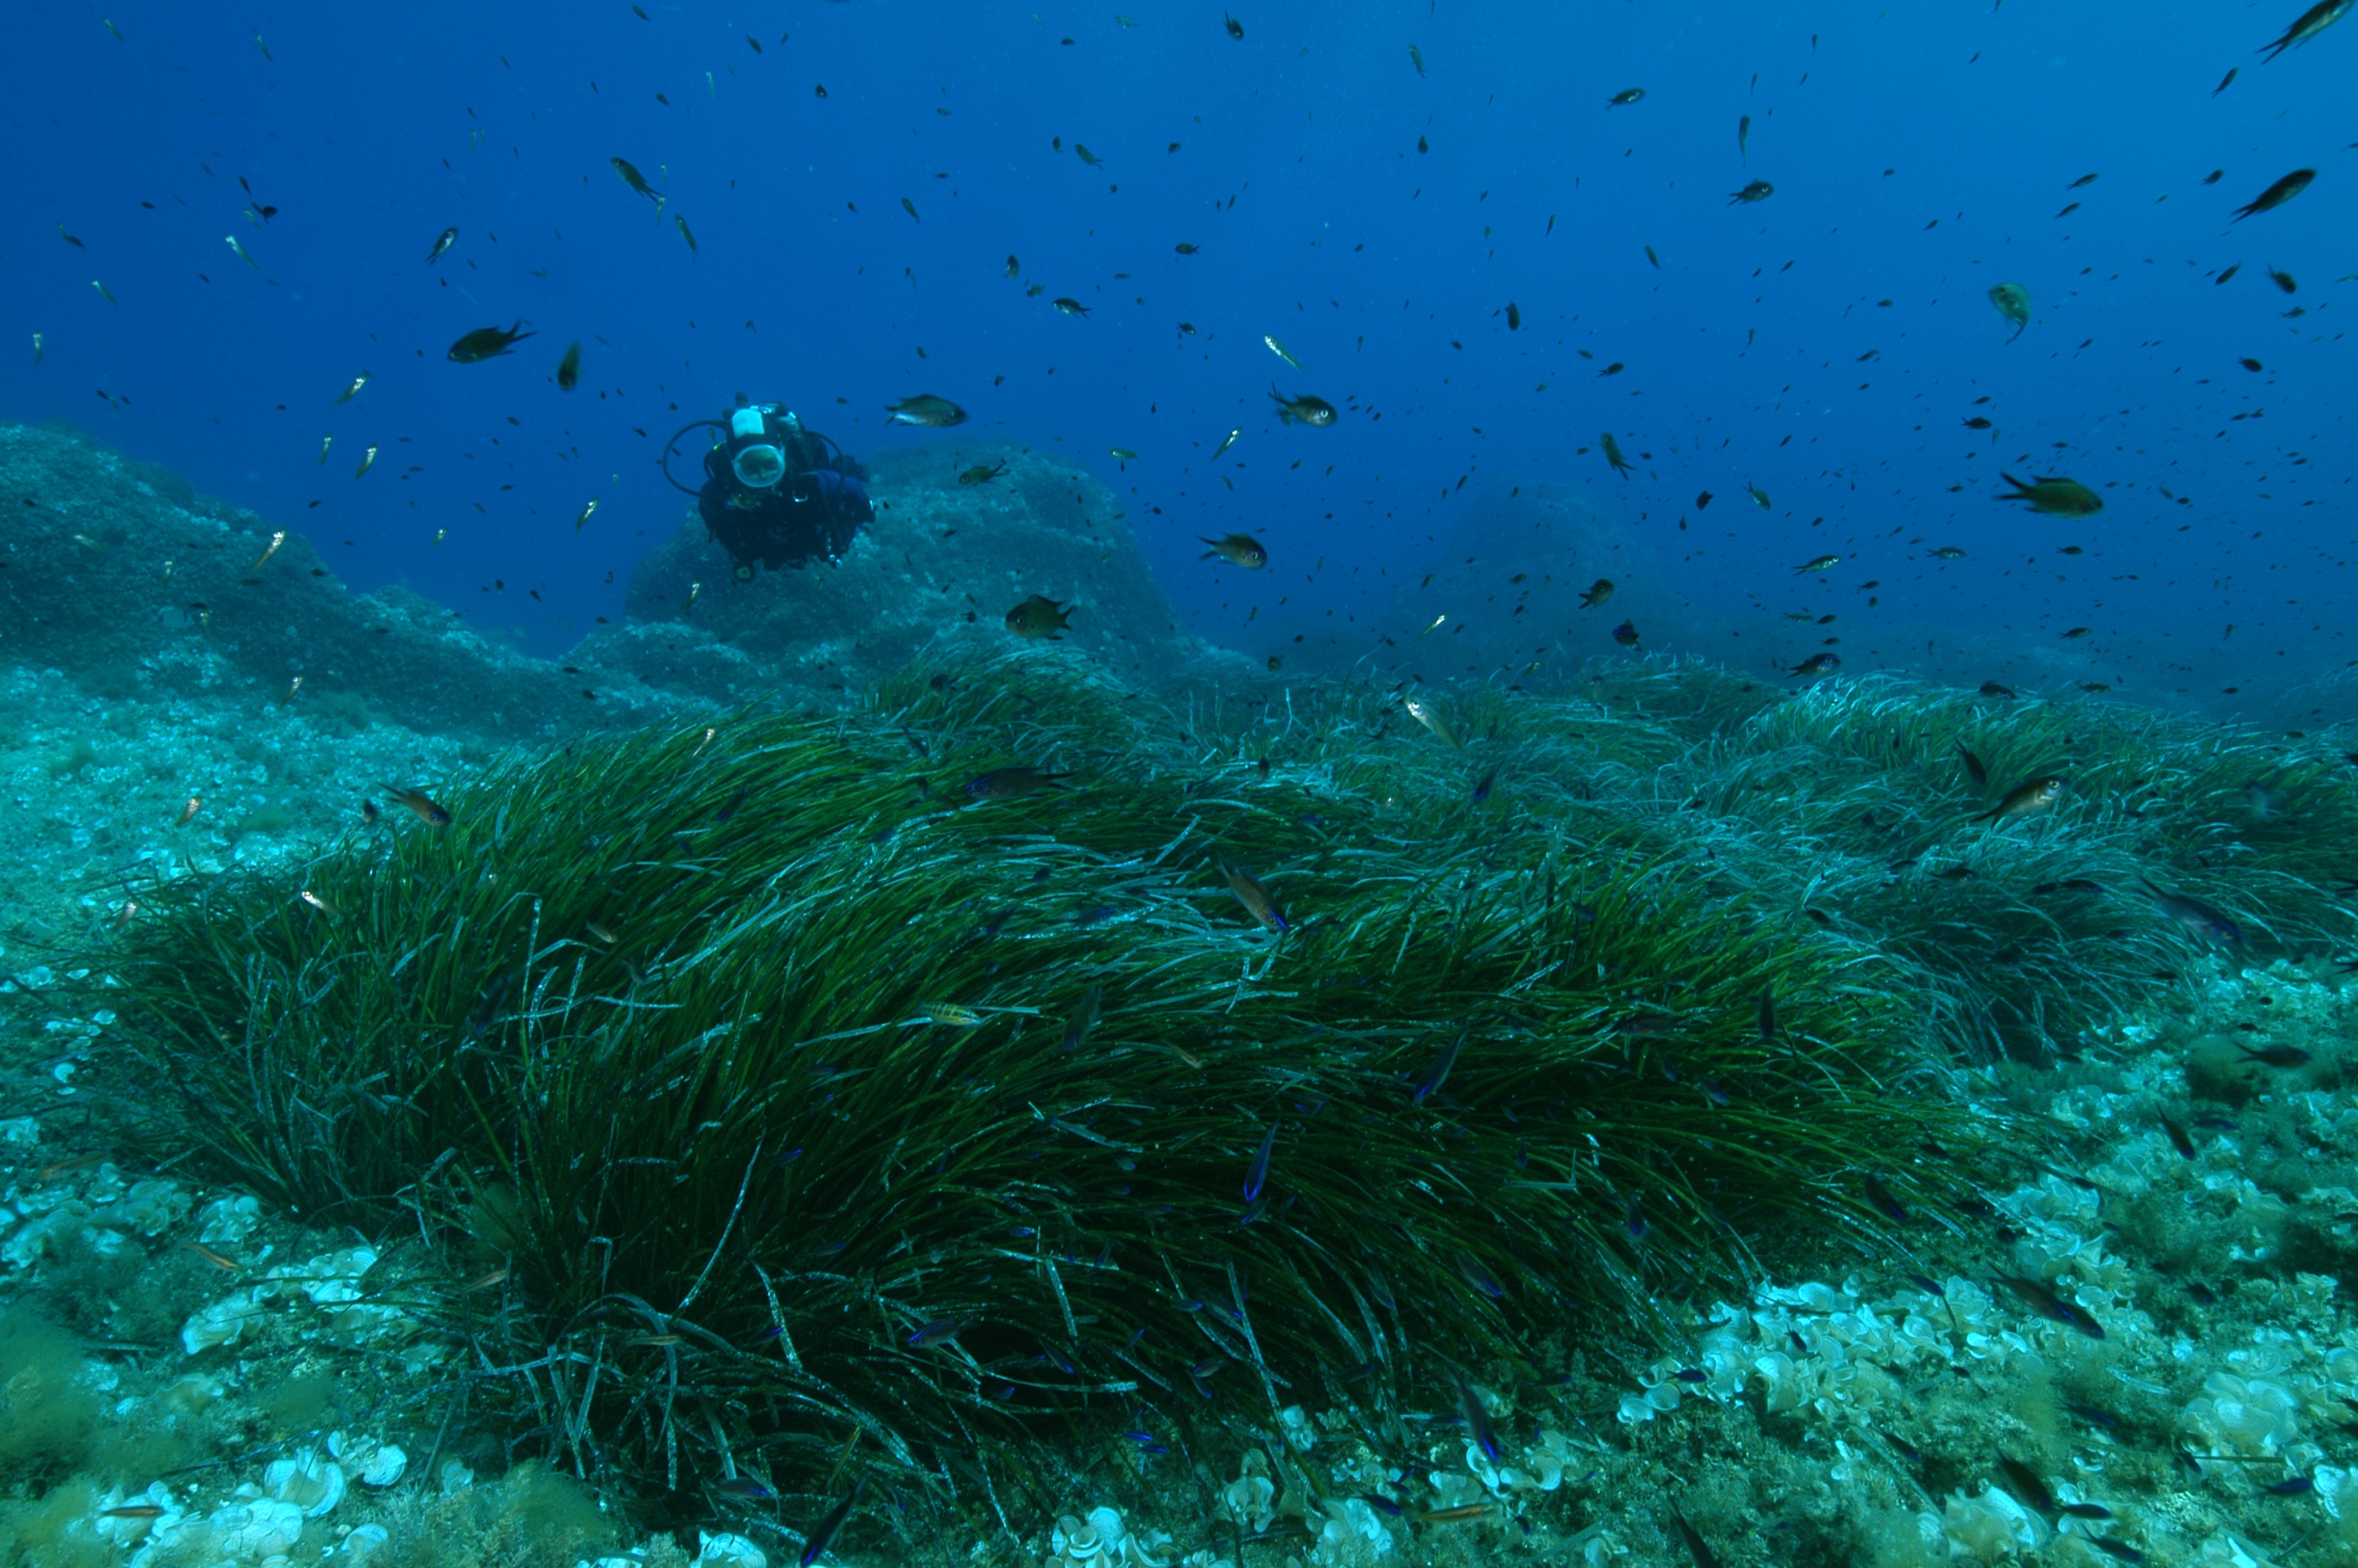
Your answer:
(696, 407), (874, 578)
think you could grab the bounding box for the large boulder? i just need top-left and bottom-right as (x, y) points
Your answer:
(598, 440), (1221, 700)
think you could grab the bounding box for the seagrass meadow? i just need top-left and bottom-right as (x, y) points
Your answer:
(77, 651), (2358, 1560)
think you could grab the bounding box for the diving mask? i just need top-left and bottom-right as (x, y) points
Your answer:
(731, 442), (787, 489)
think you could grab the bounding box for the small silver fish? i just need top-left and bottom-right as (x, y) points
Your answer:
(1404, 695), (1460, 749)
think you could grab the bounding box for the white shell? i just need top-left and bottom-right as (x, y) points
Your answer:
(286, 1246), (379, 1305)
(1276, 1405), (1317, 1453)
(1125, 1527), (1177, 1568)
(180, 1289), (266, 1356)
(198, 1194), (264, 1245)
(264, 1450), (346, 1519)
(1218, 1475), (1275, 1535)
(1938, 1486), (2042, 1563)
(3, 1201), (93, 1269)
(337, 1525), (390, 1567)
(1056, 1509), (1099, 1556)
(327, 1434), (407, 1488)
(697, 1532), (767, 1568)
(108, 1178), (192, 1237)
(212, 1498), (307, 1561)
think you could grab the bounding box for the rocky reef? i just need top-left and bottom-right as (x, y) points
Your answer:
(605, 440), (1227, 700)
(0, 425), (1240, 741)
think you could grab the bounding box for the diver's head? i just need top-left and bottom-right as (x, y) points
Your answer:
(731, 442), (786, 489)
(727, 404), (787, 489)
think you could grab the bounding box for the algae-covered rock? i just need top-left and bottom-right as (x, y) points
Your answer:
(606, 441), (1212, 696)
(0, 425), (672, 739)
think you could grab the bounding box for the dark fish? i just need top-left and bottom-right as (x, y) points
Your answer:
(1624, 1194), (1647, 1241)
(1607, 87), (1645, 105)
(611, 156), (663, 205)
(1963, 417), (1993, 430)
(1956, 743), (1989, 789)
(2239, 1043), (2311, 1068)
(2217, 262), (2242, 285)
(2089, 1541), (2146, 1566)
(1728, 180), (1774, 204)
(1998, 1456), (2058, 1516)
(383, 785), (453, 825)
(1456, 1249), (1505, 1298)
(556, 341), (582, 391)
(426, 226), (458, 264)
(1997, 1274), (2104, 1338)
(2264, 1475), (2316, 1495)
(1788, 653), (1841, 678)
(2259, 0), (2353, 60)
(1062, 984), (1101, 1053)
(1051, 297), (1091, 316)
(2232, 169), (2315, 221)
(2159, 1115), (2196, 1158)
(1005, 594), (1074, 638)
(1244, 1125), (1275, 1201)
(1997, 473), (2103, 516)
(1457, 1376), (1503, 1460)
(1200, 532), (1269, 568)
(1471, 765), (1498, 803)
(715, 1476), (775, 1501)
(906, 1316), (966, 1347)
(1414, 1031), (1464, 1103)
(1611, 620), (1640, 648)
(2140, 878), (2244, 943)
(447, 321), (534, 363)
(1224, 861), (1290, 932)
(1979, 682), (2017, 698)
(2061, 1504), (2114, 1520)
(1758, 986), (1777, 1043)
(1601, 432), (1633, 476)
(1505, 301), (1521, 329)
(1973, 777), (2064, 824)
(2214, 66), (2239, 94)
(798, 1481), (863, 1568)
(2268, 266), (2297, 294)
(962, 766), (1070, 800)
(1864, 1173), (1908, 1223)
(1360, 1493), (1404, 1517)
(1269, 388), (1338, 425)
(1223, 12), (1243, 37)
(1579, 578), (1615, 608)
(1670, 1513), (1721, 1568)
(886, 395), (967, 427)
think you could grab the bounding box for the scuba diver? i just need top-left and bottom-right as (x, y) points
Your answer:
(660, 396), (874, 581)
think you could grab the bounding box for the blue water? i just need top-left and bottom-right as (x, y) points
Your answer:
(4, 0), (2349, 708)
